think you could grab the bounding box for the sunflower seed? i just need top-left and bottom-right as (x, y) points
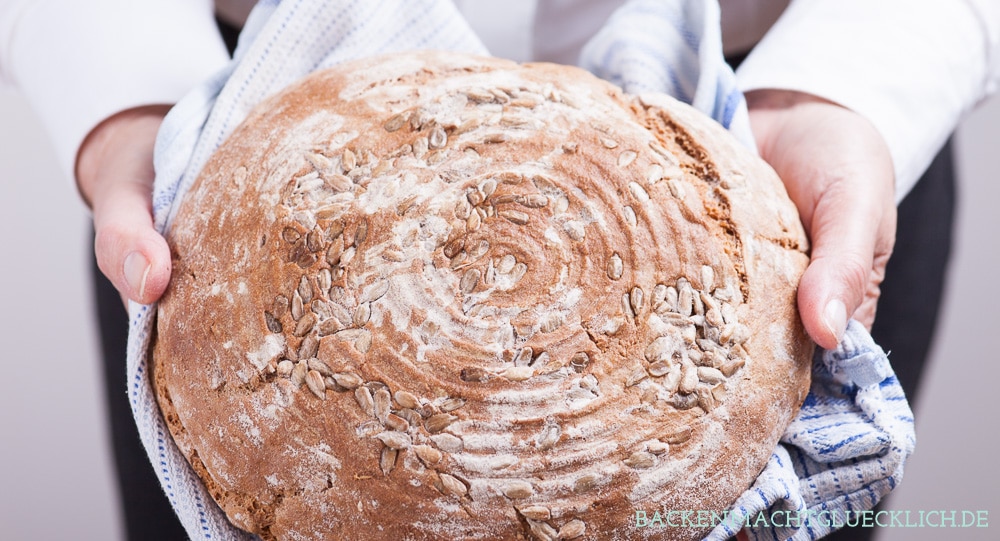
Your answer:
(422, 412), (457, 435)
(646, 163), (664, 184)
(692, 290), (705, 316)
(626, 366), (648, 387)
(667, 178), (685, 199)
(624, 451), (656, 469)
(721, 323), (750, 345)
(622, 293), (636, 319)
(720, 358), (746, 377)
(437, 472), (468, 498)
(518, 506), (551, 521)
(428, 126), (447, 149)
(500, 209), (530, 225)
(518, 194), (548, 208)
(318, 317), (341, 336)
(348, 303), (369, 328)
(460, 367), (489, 382)
(323, 173), (353, 193)
(394, 390), (420, 410)
(478, 178), (498, 199)
(570, 352), (591, 372)
(504, 365), (533, 381)
(510, 262), (528, 284)
(623, 205), (637, 228)
(679, 364), (699, 394)
(376, 430), (411, 450)
(630, 286), (645, 316)
(647, 440), (669, 455)
(291, 290), (305, 321)
(281, 227), (301, 243)
(504, 480), (534, 499)
(306, 229), (323, 253)
(264, 312), (283, 333)
(648, 360), (675, 378)
(440, 398), (466, 413)
(618, 150), (638, 168)
(466, 210), (482, 232)
(629, 182), (650, 203)
(382, 413), (409, 432)
(384, 112), (408, 132)
(305, 370), (326, 399)
(539, 313), (563, 334)
(305, 152), (331, 172)
(325, 237), (344, 267)
(414, 444), (442, 465)
(553, 195), (570, 214)
(332, 372), (363, 390)
(469, 239), (490, 259)
(607, 253), (624, 281)
(537, 422), (561, 451)
(573, 473), (598, 494)
(430, 433), (464, 453)
(697, 366), (726, 385)
(672, 392), (699, 410)
(294, 313), (316, 337)
(353, 220), (369, 247)
(509, 346), (533, 367)
(312, 269), (331, 296)
(677, 279), (694, 317)
(277, 360), (294, 377)
(559, 519), (586, 539)
(663, 426), (693, 444)
(697, 386), (717, 412)
(460, 269), (480, 294)
(563, 221), (585, 241)
(708, 384), (726, 406)
(291, 361), (308, 387)
(373, 388), (392, 423)
(379, 447), (398, 475)
(298, 336), (319, 360)
(528, 519), (558, 541)
(486, 256), (514, 278)
(355, 387), (375, 415)
(601, 138), (619, 149)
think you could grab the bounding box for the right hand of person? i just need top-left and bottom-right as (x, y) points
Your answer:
(76, 105), (173, 307)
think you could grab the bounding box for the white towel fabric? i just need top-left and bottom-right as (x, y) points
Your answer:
(128, 1), (915, 539)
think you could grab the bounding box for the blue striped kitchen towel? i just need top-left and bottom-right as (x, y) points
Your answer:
(124, 1), (915, 539)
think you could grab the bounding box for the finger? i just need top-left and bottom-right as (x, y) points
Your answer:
(796, 184), (884, 349)
(93, 177), (172, 306)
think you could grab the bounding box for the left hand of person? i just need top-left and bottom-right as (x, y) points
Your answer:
(745, 89), (897, 350)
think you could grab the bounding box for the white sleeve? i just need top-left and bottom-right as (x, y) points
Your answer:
(0, 0), (231, 181)
(735, 0), (1000, 202)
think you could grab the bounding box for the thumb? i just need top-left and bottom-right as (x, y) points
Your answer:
(93, 179), (172, 306)
(796, 184), (885, 350)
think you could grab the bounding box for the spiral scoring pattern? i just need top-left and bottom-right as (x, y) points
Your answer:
(155, 52), (810, 541)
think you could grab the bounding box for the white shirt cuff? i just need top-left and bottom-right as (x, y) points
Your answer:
(1, 0), (230, 182)
(736, 0), (997, 203)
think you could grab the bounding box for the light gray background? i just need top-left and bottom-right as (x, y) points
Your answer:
(1, 88), (997, 540)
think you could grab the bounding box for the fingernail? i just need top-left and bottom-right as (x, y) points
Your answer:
(124, 251), (150, 300)
(823, 299), (848, 343)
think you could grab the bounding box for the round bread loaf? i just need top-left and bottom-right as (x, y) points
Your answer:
(153, 51), (813, 541)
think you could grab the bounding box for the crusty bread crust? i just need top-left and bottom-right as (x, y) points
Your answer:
(153, 51), (812, 541)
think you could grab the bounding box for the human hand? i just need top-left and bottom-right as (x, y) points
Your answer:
(76, 105), (173, 306)
(746, 90), (897, 350)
